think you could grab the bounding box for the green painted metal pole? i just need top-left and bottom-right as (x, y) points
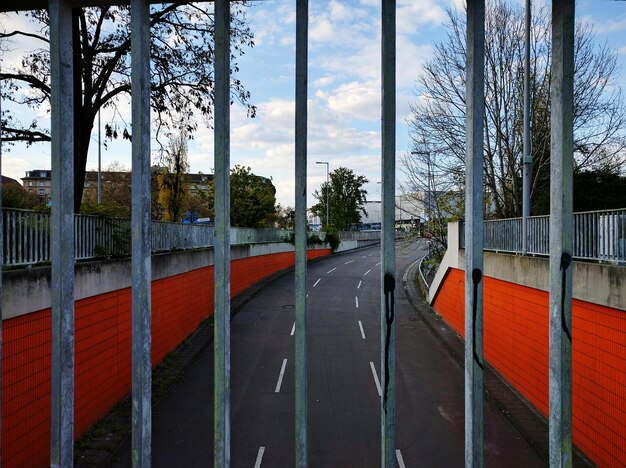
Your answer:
(381, 1), (396, 466)
(549, 1), (574, 466)
(295, 1), (309, 466)
(214, 0), (231, 465)
(465, 1), (485, 466)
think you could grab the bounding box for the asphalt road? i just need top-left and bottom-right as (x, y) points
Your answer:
(115, 239), (544, 467)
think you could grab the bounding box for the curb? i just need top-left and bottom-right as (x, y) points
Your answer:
(401, 259), (591, 467)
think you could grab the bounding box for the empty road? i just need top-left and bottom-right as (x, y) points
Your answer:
(115, 239), (544, 467)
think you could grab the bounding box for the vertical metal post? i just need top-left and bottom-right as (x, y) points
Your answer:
(380, 1), (396, 466)
(98, 109), (102, 204)
(49, 1), (75, 466)
(549, 1), (574, 466)
(0, 68), (4, 463)
(214, 0), (231, 466)
(522, 0), (532, 254)
(465, 1), (485, 467)
(130, 0), (152, 465)
(295, 0), (309, 466)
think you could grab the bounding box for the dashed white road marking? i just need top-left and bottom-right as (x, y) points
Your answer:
(355, 296), (359, 308)
(254, 447), (266, 468)
(357, 280), (362, 289)
(327, 267), (337, 274)
(358, 320), (366, 339)
(290, 322), (295, 336)
(396, 449), (406, 468)
(370, 361), (382, 397)
(345, 260), (354, 264)
(313, 278), (321, 287)
(275, 358), (288, 393)
(364, 269), (371, 276)
(376, 262), (382, 266)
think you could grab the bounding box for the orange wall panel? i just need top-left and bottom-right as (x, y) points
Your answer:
(433, 267), (626, 467)
(1, 248), (331, 467)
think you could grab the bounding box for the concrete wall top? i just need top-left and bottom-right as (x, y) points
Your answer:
(3, 242), (328, 320)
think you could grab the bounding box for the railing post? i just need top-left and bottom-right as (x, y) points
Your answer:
(214, 0), (231, 465)
(381, 1), (396, 466)
(49, 0), (75, 465)
(130, 0), (152, 465)
(549, 1), (574, 466)
(465, 1), (485, 467)
(295, 0), (309, 465)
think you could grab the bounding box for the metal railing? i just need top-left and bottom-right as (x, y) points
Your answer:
(1, 209), (292, 266)
(2, 208), (383, 267)
(338, 230), (383, 241)
(460, 208), (626, 264)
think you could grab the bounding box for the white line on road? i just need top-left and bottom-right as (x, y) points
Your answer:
(370, 362), (382, 397)
(358, 320), (366, 339)
(275, 358), (287, 393)
(364, 269), (371, 276)
(376, 262), (382, 266)
(290, 322), (295, 336)
(327, 267), (337, 274)
(355, 296), (359, 308)
(357, 280), (362, 289)
(313, 278), (321, 287)
(254, 447), (266, 468)
(396, 449), (406, 468)
(345, 260), (354, 264)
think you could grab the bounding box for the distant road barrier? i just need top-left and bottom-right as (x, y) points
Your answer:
(2, 208), (383, 267)
(459, 208), (626, 264)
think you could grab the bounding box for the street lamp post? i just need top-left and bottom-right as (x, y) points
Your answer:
(316, 161), (329, 228)
(410, 150), (432, 223)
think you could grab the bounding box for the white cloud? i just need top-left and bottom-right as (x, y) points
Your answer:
(396, 0), (449, 34)
(1, 155), (35, 183)
(317, 80), (380, 122)
(312, 76), (335, 88)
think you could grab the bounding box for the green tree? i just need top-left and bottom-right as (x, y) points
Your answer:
(0, 5), (256, 213)
(158, 133), (190, 222)
(1, 181), (42, 209)
(311, 167), (368, 231)
(534, 168), (626, 214)
(405, 0), (626, 219)
(202, 165), (277, 228)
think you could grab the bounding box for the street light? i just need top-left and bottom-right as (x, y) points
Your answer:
(410, 149), (432, 222)
(316, 161), (329, 228)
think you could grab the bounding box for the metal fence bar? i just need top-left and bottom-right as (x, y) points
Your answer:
(549, 1), (574, 466)
(49, 0), (75, 465)
(465, 1), (485, 466)
(214, 0), (231, 465)
(0, 70), (4, 461)
(130, 0), (152, 465)
(295, 0), (308, 466)
(381, 1), (396, 466)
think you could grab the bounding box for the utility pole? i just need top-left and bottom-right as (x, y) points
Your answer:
(98, 109), (102, 204)
(522, 0), (532, 254)
(316, 161), (329, 228)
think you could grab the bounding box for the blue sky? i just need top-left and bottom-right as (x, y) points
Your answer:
(2, 0), (626, 208)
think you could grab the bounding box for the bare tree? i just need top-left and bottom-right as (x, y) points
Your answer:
(158, 132), (190, 222)
(404, 0), (626, 219)
(0, 3), (256, 212)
